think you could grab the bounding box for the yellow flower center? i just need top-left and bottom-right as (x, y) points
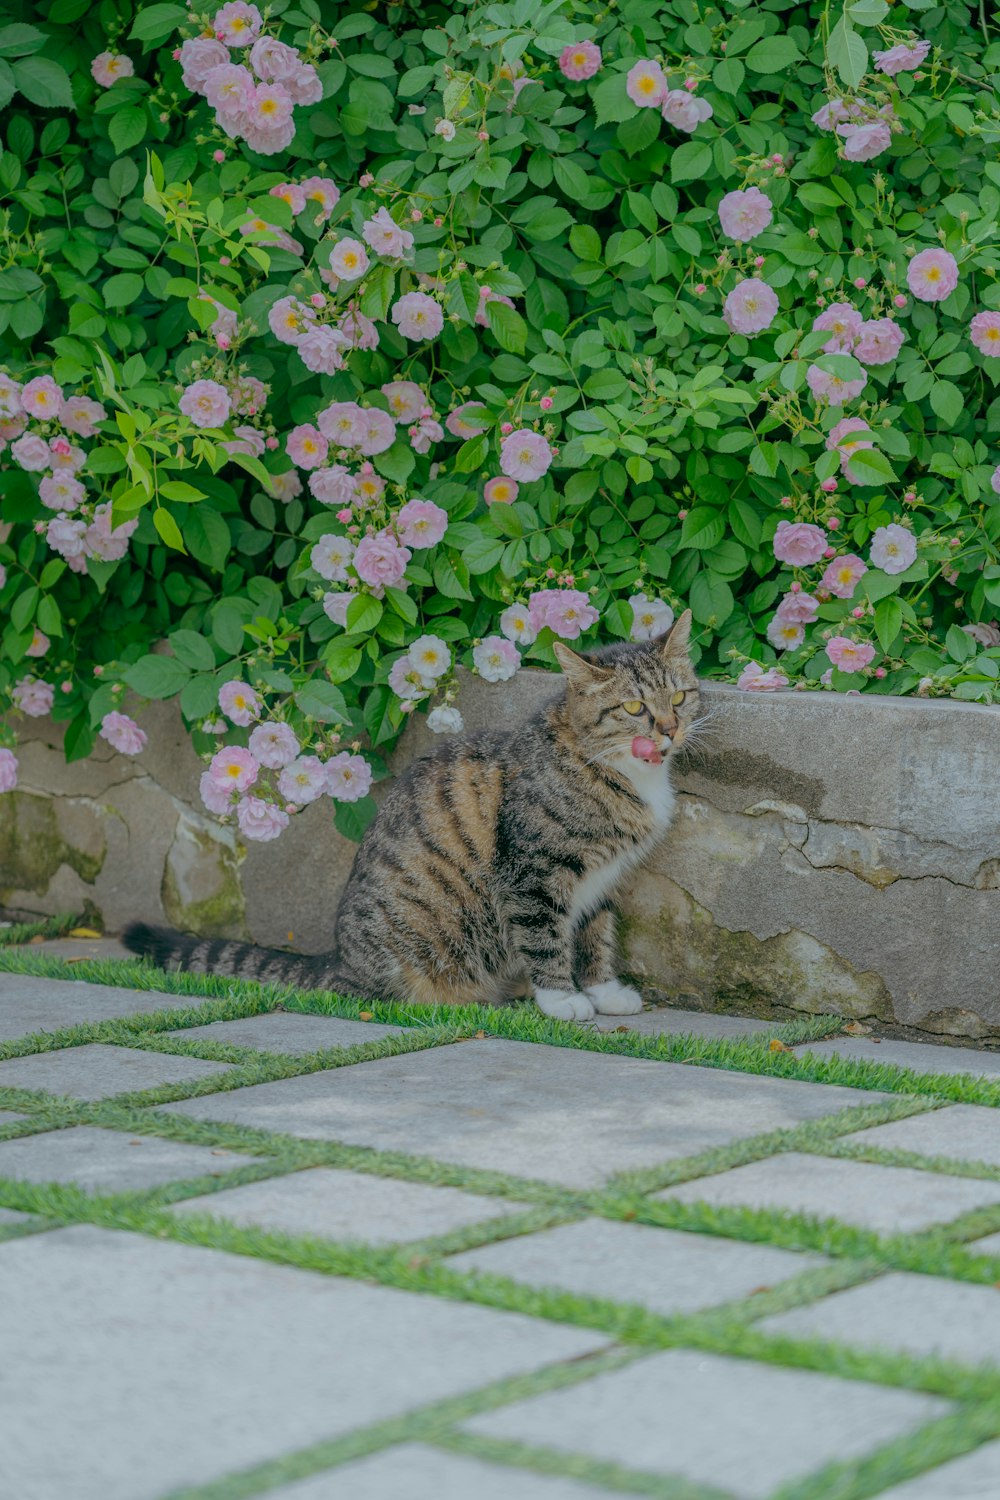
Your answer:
(638, 75), (657, 94)
(926, 267), (940, 281)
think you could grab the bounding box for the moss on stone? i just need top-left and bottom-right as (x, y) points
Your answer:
(0, 792), (106, 898)
(161, 820), (246, 938)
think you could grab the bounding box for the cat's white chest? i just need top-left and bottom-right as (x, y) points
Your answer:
(569, 770), (676, 925)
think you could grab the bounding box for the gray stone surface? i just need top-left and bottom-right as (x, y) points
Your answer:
(463, 1348), (949, 1498)
(794, 1037), (1000, 1077)
(0, 1043), (233, 1100)
(656, 1153), (1000, 1234)
(842, 1105), (1000, 1168)
(971, 1230), (1000, 1257)
(449, 1219), (827, 1315)
(158, 1040), (887, 1188)
(266, 1445), (626, 1499)
(8, 682), (1000, 1041)
(591, 1006), (771, 1038)
(0, 1207), (33, 1224)
(875, 1441), (1000, 1498)
(760, 1272), (1000, 1366)
(0, 973), (193, 1042)
(1, 1224), (603, 1500)
(0, 1126), (254, 1193)
(0, 1110), (28, 1125)
(171, 1011), (410, 1053)
(35, 937), (135, 962)
(170, 1167), (530, 1243)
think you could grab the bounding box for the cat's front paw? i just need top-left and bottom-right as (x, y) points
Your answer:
(535, 988), (596, 1022)
(587, 978), (644, 1015)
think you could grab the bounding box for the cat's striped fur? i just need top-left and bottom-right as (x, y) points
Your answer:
(124, 611), (699, 1020)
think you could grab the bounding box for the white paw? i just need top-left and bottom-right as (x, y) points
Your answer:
(587, 978), (644, 1015)
(535, 988), (596, 1022)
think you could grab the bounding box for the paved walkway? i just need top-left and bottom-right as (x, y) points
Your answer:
(3, 950), (1000, 1499)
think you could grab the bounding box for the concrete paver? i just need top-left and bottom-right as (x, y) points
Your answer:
(0, 973), (192, 1042)
(655, 1152), (1000, 1234)
(0, 1126), (255, 1193)
(171, 1011), (411, 1052)
(841, 1104), (1000, 1168)
(0, 1043), (233, 1100)
(874, 1440), (1000, 1498)
(265, 1444), (627, 1498)
(158, 1039), (888, 1188)
(794, 1036), (1000, 1078)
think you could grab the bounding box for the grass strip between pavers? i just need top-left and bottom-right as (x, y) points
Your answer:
(6, 955), (1000, 1498)
(0, 912), (83, 946)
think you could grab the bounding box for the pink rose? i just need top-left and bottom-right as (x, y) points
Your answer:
(91, 51), (134, 87)
(723, 278), (779, 335)
(179, 380), (231, 429)
(357, 407), (397, 457)
(20, 376), (63, 421)
(382, 381), (425, 424)
(213, 2), (263, 47)
(855, 318), (906, 366)
(812, 302), (863, 354)
(353, 531), (411, 589)
(529, 588), (599, 640)
(766, 616), (805, 651)
(286, 423), (328, 469)
(12, 677), (54, 717)
(396, 499), (448, 549)
(559, 41), (602, 81)
(248, 721), (300, 769)
(362, 207), (414, 259)
(870, 523), (917, 575)
(626, 60), (666, 107)
(325, 751), (372, 802)
(737, 663), (788, 692)
(200, 771), (234, 815)
(873, 39), (930, 76)
(473, 636), (521, 682)
(772, 520), (828, 566)
(821, 553), (868, 600)
(390, 291), (444, 341)
(838, 119), (892, 162)
(0, 747), (18, 793)
(806, 364), (868, 405)
(970, 312), (1000, 358)
(208, 745), (259, 792)
(309, 467), (356, 506)
(500, 429), (553, 482)
(907, 248), (959, 303)
(277, 755), (329, 804)
(717, 187), (773, 243)
(775, 591), (819, 625)
(484, 476), (518, 504)
(319, 402), (365, 448)
(662, 90), (713, 133)
(328, 238), (369, 281)
(236, 795), (289, 841)
(826, 636), (876, 672)
(100, 711), (146, 755)
(218, 681), (260, 727)
(298, 325), (349, 375)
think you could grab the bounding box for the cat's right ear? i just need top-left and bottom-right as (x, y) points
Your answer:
(552, 642), (612, 690)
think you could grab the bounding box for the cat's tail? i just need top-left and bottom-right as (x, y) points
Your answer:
(121, 922), (358, 995)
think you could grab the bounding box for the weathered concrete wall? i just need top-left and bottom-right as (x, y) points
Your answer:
(4, 678), (1000, 1037)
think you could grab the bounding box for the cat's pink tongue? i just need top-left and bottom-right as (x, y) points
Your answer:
(631, 735), (662, 765)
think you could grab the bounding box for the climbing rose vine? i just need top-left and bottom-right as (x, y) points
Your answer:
(2, 0), (1000, 842)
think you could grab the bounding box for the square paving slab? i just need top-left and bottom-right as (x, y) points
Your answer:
(462, 1348), (949, 1498)
(0, 1043), (233, 1100)
(656, 1152), (1000, 1234)
(0, 1126), (255, 1194)
(970, 1230), (1000, 1257)
(267, 1444), (627, 1499)
(158, 1039), (887, 1188)
(760, 1271), (1000, 1366)
(842, 1105), (1000, 1168)
(170, 1167), (530, 1244)
(0, 973), (192, 1042)
(170, 1011), (410, 1052)
(592, 1007), (770, 1038)
(1, 1225), (604, 1500)
(0, 1109), (28, 1125)
(875, 1440), (1000, 1498)
(0, 1207), (34, 1224)
(449, 1219), (827, 1316)
(794, 1036), (1000, 1078)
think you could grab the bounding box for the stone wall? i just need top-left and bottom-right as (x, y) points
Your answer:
(4, 677), (1000, 1038)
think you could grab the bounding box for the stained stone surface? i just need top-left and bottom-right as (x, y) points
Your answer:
(842, 1105), (1000, 1168)
(0, 973), (193, 1042)
(449, 1220), (827, 1316)
(462, 1349), (950, 1498)
(760, 1272), (1000, 1366)
(170, 1167), (530, 1244)
(0, 1043), (233, 1100)
(0, 1126), (255, 1193)
(1, 1225), (604, 1500)
(158, 1039), (888, 1188)
(265, 1446), (628, 1499)
(794, 1037), (1000, 1078)
(171, 1011), (411, 1053)
(656, 1152), (1000, 1234)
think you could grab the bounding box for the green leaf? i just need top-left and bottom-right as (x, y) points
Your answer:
(690, 572), (734, 626)
(295, 679), (349, 723)
(0, 23), (46, 57)
(334, 795), (378, 843)
(874, 597), (903, 653)
(180, 673), (222, 721)
(453, 433), (489, 473)
(826, 17), (868, 89)
(712, 57), (745, 95)
(845, 447), (897, 486)
(129, 3), (187, 44)
(185, 507), (230, 572)
(671, 142), (713, 185)
(929, 379), (964, 427)
(124, 654), (191, 699)
(591, 72), (633, 126)
(463, 533), (506, 574)
(212, 603), (246, 655)
(11, 57), (73, 108)
(679, 507), (726, 550)
(109, 106), (147, 155)
(745, 36), (804, 73)
(433, 553), (474, 600)
(569, 224), (601, 261)
(153, 509), (185, 552)
(169, 629), (216, 672)
(103, 273), (144, 309)
(486, 300), (528, 355)
(345, 594), (384, 634)
(946, 623), (977, 663)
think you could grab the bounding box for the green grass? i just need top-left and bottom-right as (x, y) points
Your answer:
(5, 950), (1000, 1498)
(0, 911), (84, 946)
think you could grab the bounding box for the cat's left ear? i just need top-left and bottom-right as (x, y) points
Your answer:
(656, 608), (693, 662)
(552, 642), (613, 689)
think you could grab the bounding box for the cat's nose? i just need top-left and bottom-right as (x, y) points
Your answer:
(655, 718), (678, 740)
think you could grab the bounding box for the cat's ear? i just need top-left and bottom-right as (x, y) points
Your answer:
(656, 608), (693, 662)
(552, 642), (613, 689)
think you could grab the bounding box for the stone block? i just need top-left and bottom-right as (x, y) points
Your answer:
(0, 974), (192, 1042)
(656, 1152), (1000, 1234)
(171, 1012), (410, 1053)
(266, 1445), (625, 1499)
(760, 1272), (1000, 1366)
(170, 1167), (529, 1243)
(462, 1348), (949, 1498)
(0, 1126), (254, 1193)
(794, 1037), (1000, 1077)
(874, 1442), (1000, 1499)
(0, 1043), (233, 1100)
(842, 1105), (1000, 1168)
(159, 1039), (887, 1188)
(0, 1208), (33, 1224)
(1, 1224), (603, 1500)
(449, 1219), (827, 1315)
(592, 1006), (771, 1038)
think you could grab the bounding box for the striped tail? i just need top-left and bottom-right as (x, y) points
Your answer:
(121, 922), (355, 994)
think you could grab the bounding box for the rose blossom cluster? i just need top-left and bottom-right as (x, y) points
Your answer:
(200, 679), (372, 840)
(2, 375), (141, 569)
(625, 60), (713, 133)
(496, 589), (600, 645)
(176, 6), (322, 155)
(811, 99), (896, 162)
(311, 491), (447, 626)
(812, 302), (906, 367)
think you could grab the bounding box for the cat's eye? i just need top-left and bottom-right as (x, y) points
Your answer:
(670, 690), (686, 706)
(621, 699), (644, 715)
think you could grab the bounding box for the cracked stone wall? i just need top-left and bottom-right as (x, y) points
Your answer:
(4, 680), (999, 1038)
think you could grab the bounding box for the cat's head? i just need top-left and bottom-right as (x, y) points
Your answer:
(552, 610), (700, 770)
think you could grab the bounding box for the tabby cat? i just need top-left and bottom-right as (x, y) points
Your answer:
(125, 609), (699, 1020)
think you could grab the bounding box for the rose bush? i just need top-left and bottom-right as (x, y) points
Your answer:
(2, 0), (1000, 842)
